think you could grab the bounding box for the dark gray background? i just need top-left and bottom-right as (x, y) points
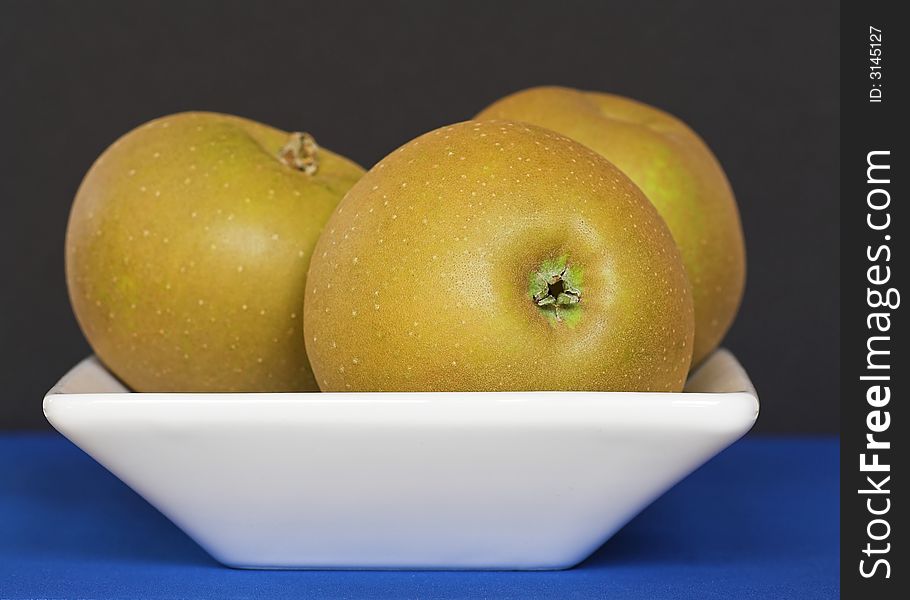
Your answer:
(0, 0), (839, 432)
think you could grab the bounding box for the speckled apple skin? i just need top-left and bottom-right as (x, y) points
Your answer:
(476, 87), (746, 365)
(304, 120), (694, 393)
(66, 112), (364, 392)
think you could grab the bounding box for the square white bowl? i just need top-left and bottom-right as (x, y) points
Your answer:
(43, 348), (758, 570)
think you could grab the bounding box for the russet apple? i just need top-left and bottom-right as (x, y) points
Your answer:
(304, 120), (694, 392)
(66, 112), (364, 391)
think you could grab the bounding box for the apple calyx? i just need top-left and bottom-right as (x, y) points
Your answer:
(278, 132), (319, 175)
(530, 257), (582, 324)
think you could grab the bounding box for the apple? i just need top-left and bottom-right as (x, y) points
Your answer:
(304, 120), (694, 392)
(65, 112), (364, 391)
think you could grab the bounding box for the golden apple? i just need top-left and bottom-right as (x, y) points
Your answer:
(304, 120), (694, 392)
(66, 112), (364, 391)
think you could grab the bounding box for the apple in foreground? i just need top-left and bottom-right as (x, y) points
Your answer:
(66, 112), (364, 391)
(304, 120), (694, 392)
(476, 87), (746, 365)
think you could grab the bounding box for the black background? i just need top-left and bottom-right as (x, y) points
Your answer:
(0, 0), (838, 432)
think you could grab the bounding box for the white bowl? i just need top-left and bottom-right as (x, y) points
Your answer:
(43, 349), (758, 570)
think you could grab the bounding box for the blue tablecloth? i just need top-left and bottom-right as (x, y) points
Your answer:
(0, 434), (838, 599)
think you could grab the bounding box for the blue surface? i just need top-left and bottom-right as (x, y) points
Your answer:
(0, 434), (838, 599)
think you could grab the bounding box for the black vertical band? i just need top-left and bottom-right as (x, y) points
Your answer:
(841, 1), (904, 596)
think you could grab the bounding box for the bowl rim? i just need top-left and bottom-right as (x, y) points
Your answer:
(43, 348), (759, 431)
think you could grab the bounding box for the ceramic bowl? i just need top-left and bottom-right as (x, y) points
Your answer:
(43, 348), (758, 570)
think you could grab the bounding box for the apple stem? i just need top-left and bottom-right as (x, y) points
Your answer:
(278, 132), (319, 175)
